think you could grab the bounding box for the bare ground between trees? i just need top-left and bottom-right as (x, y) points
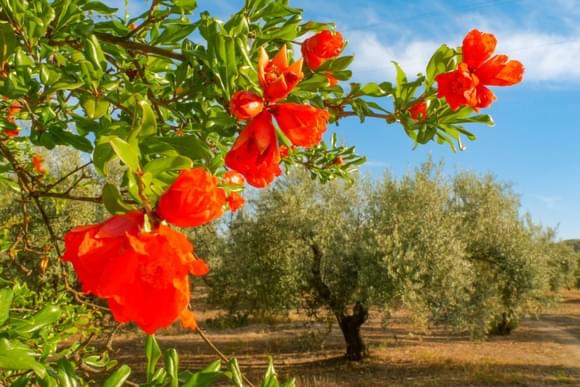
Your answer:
(108, 289), (580, 386)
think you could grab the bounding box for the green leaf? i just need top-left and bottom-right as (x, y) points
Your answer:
(0, 338), (46, 378)
(174, 0), (197, 11)
(0, 22), (18, 64)
(93, 143), (114, 175)
(0, 288), (13, 326)
(260, 357), (279, 387)
(109, 137), (141, 171)
(426, 44), (456, 86)
(56, 358), (82, 387)
(143, 155), (192, 177)
(103, 365), (131, 387)
(182, 360), (223, 387)
(154, 23), (197, 45)
(145, 335), (161, 383)
(102, 183), (134, 215)
(12, 305), (61, 335)
(84, 34), (106, 72)
(135, 100), (157, 139)
(147, 135), (212, 161)
(83, 1), (118, 15)
(360, 82), (392, 97)
(49, 127), (94, 153)
(392, 61), (407, 99)
(81, 95), (110, 119)
(164, 349), (179, 387)
(226, 359), (243, 387)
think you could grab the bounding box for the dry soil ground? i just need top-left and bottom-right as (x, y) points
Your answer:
(109, 289), (580, 386)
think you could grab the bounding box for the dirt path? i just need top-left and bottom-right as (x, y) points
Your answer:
(110, 290), (580, 386)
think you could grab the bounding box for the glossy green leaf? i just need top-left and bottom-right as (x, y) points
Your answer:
(0, 288), (13, 326)
(103, 365), (131, 387)
(12, 305), (61, 335)
(83, 1), (118, 15)
(143, 155), (192, 177)
(109, 137), (141, 171)
(145, 335), (161, 383)
(164, 349), (179, 387)
(0, 22), (18, 64)
(0, 338), (46, 378)
(102, 183), (134, 215)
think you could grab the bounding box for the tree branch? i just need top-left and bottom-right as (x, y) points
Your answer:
(94, 32), (186, 61)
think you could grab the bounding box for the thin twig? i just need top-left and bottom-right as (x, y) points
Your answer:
(30, 191), (102, 203)
(44, 161), (93, 191)
(196, 328), (256, 387)
(106, 323), (123, 352)
(95, 32), (186, 61)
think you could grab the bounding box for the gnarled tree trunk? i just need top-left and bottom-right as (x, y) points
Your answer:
(336, 302), (368, 360)
(308, 242), (369, 361)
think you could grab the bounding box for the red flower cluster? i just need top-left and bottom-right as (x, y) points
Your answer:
(63, 167), (247, 333)
(226, 32), (343, 188)
(436, 29), (524, 111)
(62, 211), (208, 334)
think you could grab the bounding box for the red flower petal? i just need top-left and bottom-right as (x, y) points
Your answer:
(462, 29), (497, 71)
(156, 168), (226, 228)
(272, 103), (329, 148)
(476, 55), (524, 86)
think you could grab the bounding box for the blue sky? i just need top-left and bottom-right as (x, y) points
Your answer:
(122, 0), (580, 239)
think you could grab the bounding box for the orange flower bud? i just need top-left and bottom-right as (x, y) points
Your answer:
(156, 167), (226, 228)
(258, 46), (304, 102)
(32, 154), (46, 175)
(229, 91), (264, 120)
(279, 145), (290, 158)
(302, 30), (344, 70)
(408, 99), (428, 121)
(325, 71), (338, 86)
(3, 127), (19, 137)
(223, 170), (245, 186)
(226, 191), (245, 212)
(272, 103), (329, 148)
(334, 156), (344, 165)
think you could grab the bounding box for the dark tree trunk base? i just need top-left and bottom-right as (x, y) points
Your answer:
(337, 302), (369, 361)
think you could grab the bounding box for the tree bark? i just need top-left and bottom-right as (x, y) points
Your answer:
(308, 242), (369, 361)
(336, 302), (369, 360)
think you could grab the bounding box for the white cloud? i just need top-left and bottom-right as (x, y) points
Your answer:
(532, 194), (562, 209)
(346, 29), (580, 83)
(498, 32), (580, 82)
(346, 31), (439, 81)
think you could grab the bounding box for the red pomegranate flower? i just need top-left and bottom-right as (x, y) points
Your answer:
(62, 211), (208, 334)
(225, 111), (281, 188)
(302, 30), (345, 70)
(258, 45), (304, 102)
(156, 167), (226, 228)
(229, 91), (264, 120)
(436, 29), (524, 111)
(272, 103), (329, 148)
(408, 100), (428, 121)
